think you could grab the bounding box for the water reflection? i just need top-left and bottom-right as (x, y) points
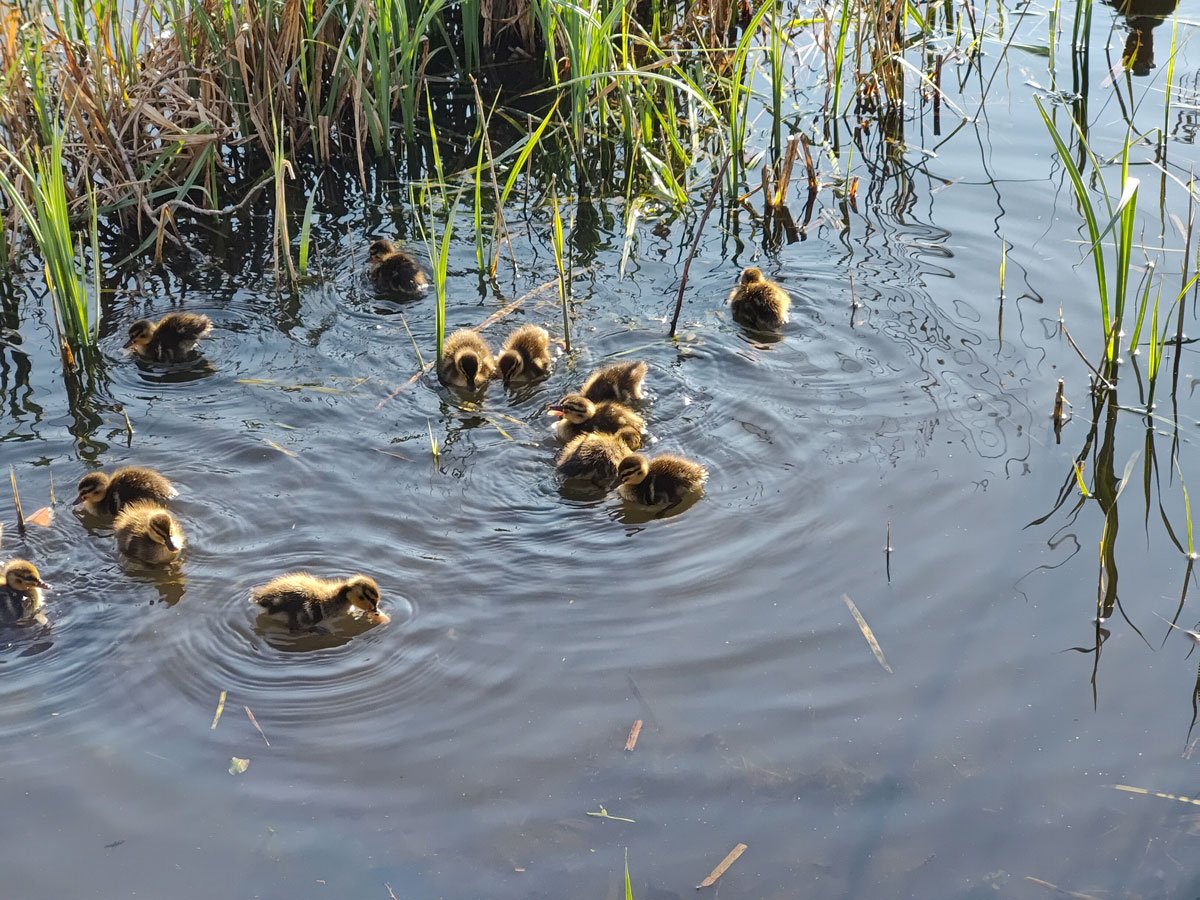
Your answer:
(1108, 0), (1180, 76)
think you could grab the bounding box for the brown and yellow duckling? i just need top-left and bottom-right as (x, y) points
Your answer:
(125, 312), (212, 361)
(555, 427), (641, 484)
(548, 393), (645, 444)
(74, 466), (177, 517)
(367, 239), (428, 296)
(251, 572), (388, 631)
(0, 560), (50, 625)
(114, 502), (185, 565)
(496, 324), (553, 387)
(438, 329), (496, 391)
(616, 453), (708, 506)
(581, 360), (648, 403)
(729, 267), (791, 330)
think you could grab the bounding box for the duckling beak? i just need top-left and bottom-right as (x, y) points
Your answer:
(71, 493), (85, 507)
(121, 338), (136, 350)
(35, 579), (51, 590)
(547, 405), (565, 417)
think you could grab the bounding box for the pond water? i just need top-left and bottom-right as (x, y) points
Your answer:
(5, 2), (1200, 898)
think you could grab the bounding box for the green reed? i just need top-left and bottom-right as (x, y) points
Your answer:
(414, 95), (460, 362)
(1037, 97), (1138, 378)
(0, 129), (97, 357)
(549, 180), (572, 353)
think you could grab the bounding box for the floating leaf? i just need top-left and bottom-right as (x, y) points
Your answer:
(228, 756), (250, 776)
(25, 506), (53, 528)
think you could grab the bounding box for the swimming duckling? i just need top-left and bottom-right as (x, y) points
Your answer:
(74, 466), (177, 516)
(367, 239), (428, 296)
(0, 560), (50, 624)
(581, 361), (649, 403)
(439, 329), (496, 391)
(729, 267), (790, 330)
(616, 453), (708, 506)
(555, 427), (641, 483)
(548, 393), (644, 444)
(125, 312), (212, 361)
(114, 502), (185, 565)
(251, 572), (386, 631)
(496, 324), (553, 387)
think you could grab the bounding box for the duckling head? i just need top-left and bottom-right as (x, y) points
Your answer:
(124, 320), (155, 352)
(147, 510), (182, 552)
(740, 266), (765, 286)
(343, 575), (381, 613)
(5, 561), (50, 594)
(368, 239), (397, 263)
(455, 350), (484, 391)
(614, 426), (642, 450)
(74, 472), (110, 507)
(496, 349), (523, 387)
(616, 454), (651, 487)
(547, 393), (595, 424)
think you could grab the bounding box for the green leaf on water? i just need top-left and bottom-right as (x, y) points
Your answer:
(229, 756), (250, 776)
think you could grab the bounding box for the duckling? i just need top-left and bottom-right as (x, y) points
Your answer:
(729, 267), (791, 330)
(251, 572), (386, 631)
(114, 502), (185, 565)
(438, 329), (496, 391)
(74, 466), (177, 516)
(548, 393), (645, 444)
(555, 427), (641, 483)
(496, 324), (553, 387)
(580, 361), (648, 403)
(367, 239), (428, 296)
(616, 453), (708, 506)
(125, 312), (212, 361)
(0, 560), (50, 624)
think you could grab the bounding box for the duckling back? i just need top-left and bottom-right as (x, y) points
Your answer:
(729, 267), (790, 330)
(137, 312), (212, 361)
(109, 466), (177, 515)
(555, 428), (639, 483)
(581, 361), (648, 403)
(372, 250), (427, 296)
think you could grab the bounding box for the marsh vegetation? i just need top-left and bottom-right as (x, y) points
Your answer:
(3, 0), (1200, 896)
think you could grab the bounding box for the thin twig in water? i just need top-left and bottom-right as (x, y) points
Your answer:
(211, 690), (227, 730)
(245, 706), (270, 747)
(696, 842), (748, 889)
(670, 155), (732, 338)
(624, 719), (643, 752)
(842, 594), (893, 673)
(9, 467), (24, 534)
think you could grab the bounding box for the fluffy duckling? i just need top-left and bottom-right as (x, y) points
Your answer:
(548, 393), (645, 444)
(0, 560), (50, 624)
(729, 267), (791, 330)
(114, 502), (185, 565)
(125, 312), (212, 361)
(581, 361), (648, 403)
(616, 453), (708, 506)
(251, 572), (387, 631)
(555, 427), (641, 483)
(368, 239), (428, 296)
(496, 324), (553, 387)
(438, 329), (496, 391)
(74, 466), (177, 516)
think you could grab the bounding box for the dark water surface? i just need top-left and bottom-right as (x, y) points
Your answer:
(5, 4), (1200, 898)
